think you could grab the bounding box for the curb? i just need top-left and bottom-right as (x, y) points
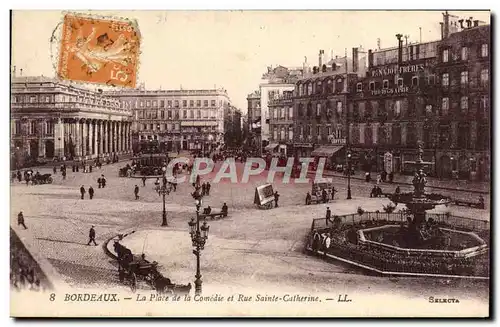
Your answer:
(305, 246), (489, 280)
(102, 230), (137, 261)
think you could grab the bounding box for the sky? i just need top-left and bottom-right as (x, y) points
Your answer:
(11, 10), (490, 112)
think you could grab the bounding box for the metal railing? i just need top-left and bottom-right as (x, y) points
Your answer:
(311, 212), (489, 233)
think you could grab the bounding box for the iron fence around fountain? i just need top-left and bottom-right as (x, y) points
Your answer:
(311, 212), (489, 234)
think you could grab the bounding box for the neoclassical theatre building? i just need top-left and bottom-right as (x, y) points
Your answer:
(11, 76), (133, 166)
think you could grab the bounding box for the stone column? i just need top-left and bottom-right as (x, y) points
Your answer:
(98, 121), (103, 155)
(359, 123), (365, 145)
(118, 122), (122, 153)
(372, 123), (378, 145)
(74, 120), (81, 157)
(82, 120), (87, 156)
(54, 118), (65, 158)
(401, 122), (407, 146)
(113, 121), (118, 154)
(89, 120), (95, 157)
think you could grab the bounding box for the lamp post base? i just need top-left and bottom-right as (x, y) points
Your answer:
(194, 276), (202, 296)
(347, 187), (352, 200)
(161, 211), (168, 226)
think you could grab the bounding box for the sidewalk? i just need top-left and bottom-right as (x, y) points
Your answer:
(319, 169), (489, 194)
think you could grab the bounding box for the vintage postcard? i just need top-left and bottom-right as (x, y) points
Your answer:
(10, 10), (491, 318)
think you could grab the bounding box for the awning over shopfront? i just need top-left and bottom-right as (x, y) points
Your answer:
(264, 143), (279, 151)
(311, 145), (344, 157)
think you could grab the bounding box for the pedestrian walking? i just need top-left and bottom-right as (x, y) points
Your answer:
(142, 176), (146, 187)
(88, 186), (94, 200)
(201, 182), (206, 196)
(80, 185), (86, 199)
(97, 177), (102, 188)
(17, 170), (22, 182)
(326, 207), (331, 224)
(87, 225), (98, 246)
(222, 202), (228, 217)
(331, 186), (336, 200)
(274, 191), (280, 208)
(53, 166), (57, 175)
(101, 175), (106, 188)
(134, 185), (140, 200)
(18, 211), (27, 229)
(62, 170), (66, 180)
(322, 189), (328, 203)
(305, 192), (312, 205)
(206, 182), (211, 196)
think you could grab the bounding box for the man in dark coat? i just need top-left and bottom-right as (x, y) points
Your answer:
(134, 185), (140, 200)
(87, 226), (97, 246)
(53, 166), (57, 175)
(322, 189), (328, 203)
(97, 177), (102, 188)
(18, 211), (27, 229)
(206, 182), (211, 196)
(80, 185), (86, 199)
(222, 202), (228, 217)
(17, 170), (22, 182)
(62, 170), (67, 180)
(326, 207), (331, 224)
(89, 186), (94, 200)
(201, 183), (206, 196)
(274, 191), (280, 207)
(142, 176), (146, 187)
(101, 175), (106, 188)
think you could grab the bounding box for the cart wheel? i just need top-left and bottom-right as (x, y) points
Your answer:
(48, 177), (53, 184)
(129, 272), (137, 292)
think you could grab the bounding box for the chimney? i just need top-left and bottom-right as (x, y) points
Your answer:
(466, 18), (472, 28)
(440, 22), (444, 39)
(368, 49), (373, 68)
(442, 11), (450, 38)
(396, 34), (403, 65)
(352, 47), (359, 73)
(318, 50), (324, 68)
(474, 20), (479, 27)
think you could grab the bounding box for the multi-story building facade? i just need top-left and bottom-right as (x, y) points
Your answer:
(348, 14), (490, 181)
(267, 90), (294, 156)
(433, 19), (490, 181)
(350, 39), (440, 175)
(11, 76), (133, 168)
(246, 90), (261, 149)
(290, 49), (366, 165)
(259, 65), (304, 149)
(224, 105), (243, 147)
(106, 88), (230, 153)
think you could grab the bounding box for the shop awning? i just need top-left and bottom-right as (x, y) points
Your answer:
(311, 145), (344, 157)
(264, 143), (279, 151)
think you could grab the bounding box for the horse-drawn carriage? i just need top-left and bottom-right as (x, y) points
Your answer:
(32, 173), (53, 185)
(113, 241), (191, 294)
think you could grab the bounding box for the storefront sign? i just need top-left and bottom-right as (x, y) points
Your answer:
(371, 86), (409, 96)
(371, 64), (425, 77)
(294, 143), (313, 148)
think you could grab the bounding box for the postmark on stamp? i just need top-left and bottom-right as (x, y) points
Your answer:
(57, 13), (140, 88)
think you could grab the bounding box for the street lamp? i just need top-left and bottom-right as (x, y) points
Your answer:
(160, 166), (168, 226)
(347, 151), (352, 200)
(188, 197), (210, 296)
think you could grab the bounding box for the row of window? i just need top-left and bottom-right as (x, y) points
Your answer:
(12, 94), (120, 108)
(139, 124), (218, 133)
(442, 43), (488, 63)
(270, 124), (344, 142)
(13, 120), (54, 135)
(296, 78), (345, 97)
(137, 109), (220, 120)
(297, 101), (344, 117)
(270, 107), (294, 120)
(440, 69), (489, 87)
(348, 123), (489, 150)
(136, 99), (221, 109)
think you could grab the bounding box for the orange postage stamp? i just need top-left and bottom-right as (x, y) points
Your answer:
(57, 13), (140, 88)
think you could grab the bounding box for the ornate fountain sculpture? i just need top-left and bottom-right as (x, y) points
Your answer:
(390, 140), (451, 247)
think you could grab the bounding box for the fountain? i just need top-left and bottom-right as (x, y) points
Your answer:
(388, 140), (451, 248)
(307, 140), (489, 278)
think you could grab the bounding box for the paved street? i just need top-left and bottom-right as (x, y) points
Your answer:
(10, 160), (489, 303)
